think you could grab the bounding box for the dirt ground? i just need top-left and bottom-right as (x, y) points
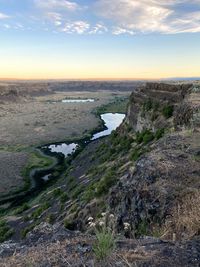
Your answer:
(0, 151), (28, 196)
(0, 90), (130, 147)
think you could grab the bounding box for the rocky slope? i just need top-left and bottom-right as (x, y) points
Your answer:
(110, 82), (200, 240)
(0, 82), (200, 266)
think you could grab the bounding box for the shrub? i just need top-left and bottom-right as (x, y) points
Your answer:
(71, 185), (84, 199)
(155, 128), (165, 140)
(53, 188), (63, 197)
(31, 202), (50, 220)
(46, 213), (56, 224)
(96, 170), (116, 196)
(82, 184), (96, 202)
(13, 203), (30, 215)
(131, 148), (142, 161)
(60, 192), (69, 203)
(136, 131), (144, 144)
(162, 105), (174, 118)
(0, 220), (14, 242)
(64, 219), (75, 230)
(21, 224), (35, 238)
(136, 220), (149, 237)
(143, 131), (154, 144)
(136, 129), (155, 145)
(143, 98), (153, 111)
(152, 101), (160, 112)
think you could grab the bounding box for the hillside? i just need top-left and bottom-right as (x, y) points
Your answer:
(0, 82), (200, 266)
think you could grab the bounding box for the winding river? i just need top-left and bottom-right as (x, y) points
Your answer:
(0, 113), (125, 206)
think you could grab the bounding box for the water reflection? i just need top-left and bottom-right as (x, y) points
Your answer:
(62, 99), (95, 103)
(47, 143), (78, 157)
(44, 113), (125, 157)
(92, 113), (125, 140)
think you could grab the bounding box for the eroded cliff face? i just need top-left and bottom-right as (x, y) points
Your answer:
(109, 83), (200, 241)
(124, 83), (193, 132)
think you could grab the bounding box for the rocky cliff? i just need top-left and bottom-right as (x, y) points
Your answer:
(109, 82), (200, 241)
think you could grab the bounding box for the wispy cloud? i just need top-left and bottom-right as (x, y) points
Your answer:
(95, 0), (200, 34)
(112, 27), (135, 35)
(35, 0), (80, 11)
(89, 23), (108, 34)
(1, 0), (200, 35)
(61, 21), (90, 34)
(45, 12), (63, 26)
(0, 12), (10, 19)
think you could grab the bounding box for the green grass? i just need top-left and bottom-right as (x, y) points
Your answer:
(93, 227), (116, 261)
(21, 150), (54, 191)
(95, 96), (128, 115)
(23, 151), (54, 172)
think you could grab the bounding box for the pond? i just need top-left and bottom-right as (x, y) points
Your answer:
(46, 143), (78, 157)
(62, 99), (95, 103)
(44, 113), (125, 157)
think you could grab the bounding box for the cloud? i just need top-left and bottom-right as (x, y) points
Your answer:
(0, 12), (10, 19)
(3, 24), (11, 29)
(168, 11), (200, 33)
(34, 0), (84, 31)
(89, 23), (108, 34)
(94, 0), (200, 34)
(112, 27), (135, 35)
(61, 21), (90, 34)
(2, 0), (200, 35)
(35, 0), (80, 11)
(45, 12), (63, 26)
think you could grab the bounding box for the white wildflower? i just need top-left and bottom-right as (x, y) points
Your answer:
(88, 217), (93, 222)
(123, 222), (130, 229)
(89, 222), (96, 227)
(99, 221), (104, 226)
(109, 214), (114, 219)
(101, 212), (106, 217)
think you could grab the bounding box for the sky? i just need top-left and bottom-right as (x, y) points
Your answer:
(0, 0), (200, 79)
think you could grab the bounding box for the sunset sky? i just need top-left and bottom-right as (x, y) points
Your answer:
(0, 0), (200, 79)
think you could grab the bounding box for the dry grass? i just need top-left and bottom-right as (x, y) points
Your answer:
(162, 190), (200, 240)
(0, 237), (153, 267)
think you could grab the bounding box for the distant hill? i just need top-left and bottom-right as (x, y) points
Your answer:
(163, 77), (200, 81)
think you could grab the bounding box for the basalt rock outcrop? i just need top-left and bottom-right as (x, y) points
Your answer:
(124, 82), (193, 132)
(109, 83), (200, 241)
